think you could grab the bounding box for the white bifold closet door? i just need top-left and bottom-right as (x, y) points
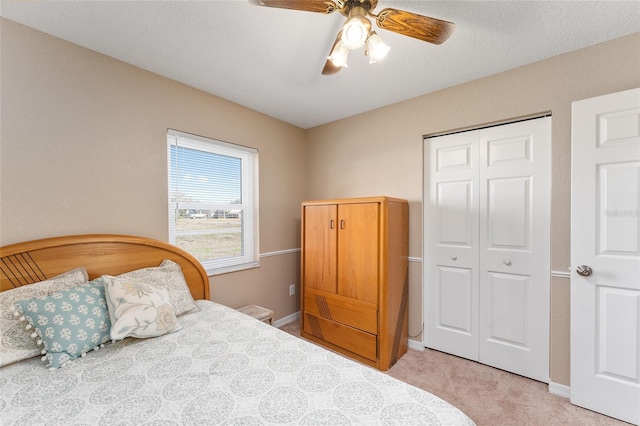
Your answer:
(423, 117), (551, 382)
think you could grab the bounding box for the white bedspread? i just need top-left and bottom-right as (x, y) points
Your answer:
(0, 300), (475, 425)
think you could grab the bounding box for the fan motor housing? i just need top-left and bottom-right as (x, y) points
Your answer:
(339, 0), (378, 16)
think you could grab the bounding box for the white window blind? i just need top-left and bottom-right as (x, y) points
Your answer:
(167, 129), (259, 273)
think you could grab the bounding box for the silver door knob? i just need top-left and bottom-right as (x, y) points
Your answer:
(576, 265), (593, 276)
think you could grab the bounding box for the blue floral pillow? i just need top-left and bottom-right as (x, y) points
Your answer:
(13, 279), (111, 369)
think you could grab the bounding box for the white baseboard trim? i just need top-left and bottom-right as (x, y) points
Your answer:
(548, 381), (570, 399)
(408, 339), (425, 351)
(273, 311), (300, 328)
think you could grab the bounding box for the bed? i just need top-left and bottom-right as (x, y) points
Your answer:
(0, 234), (475, 425)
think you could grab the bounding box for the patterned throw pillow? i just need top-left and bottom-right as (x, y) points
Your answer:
(101, 275), (181, 341)
(115, 259), (197, 315)
(0, 268), (89, 367)
(13, 279), (111, 369)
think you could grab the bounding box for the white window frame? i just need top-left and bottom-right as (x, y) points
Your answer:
(167, 129), (259, 274)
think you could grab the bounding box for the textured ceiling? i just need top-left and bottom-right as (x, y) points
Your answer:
(2, 1), (639, 129)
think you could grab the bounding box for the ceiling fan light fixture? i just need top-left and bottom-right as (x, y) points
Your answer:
(249, 0), (455, 76)
(327, 40), (350, 68)
(341, 6), (371, 49)
(365, 31), (390, 63)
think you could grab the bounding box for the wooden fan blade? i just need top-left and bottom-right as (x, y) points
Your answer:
(248, 0), (337, 14)
(375, 8), (454, 45)
(322, 32), (342, 75)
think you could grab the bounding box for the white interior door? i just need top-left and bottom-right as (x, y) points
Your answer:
(424, 117), (550, 382)
(571, 88), (640, 425)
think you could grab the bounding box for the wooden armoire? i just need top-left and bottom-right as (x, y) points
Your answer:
(300, 196), (409, 370)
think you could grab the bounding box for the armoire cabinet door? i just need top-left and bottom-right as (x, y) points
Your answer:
(303, 204), (337, 294)
(337, 202), (379, 305)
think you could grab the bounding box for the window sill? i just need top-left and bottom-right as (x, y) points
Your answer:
(206, 261), (260, 276)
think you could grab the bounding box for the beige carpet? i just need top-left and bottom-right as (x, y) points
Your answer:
(279, 321), (628, 426)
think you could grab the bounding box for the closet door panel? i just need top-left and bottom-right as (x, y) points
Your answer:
(436, 266), (474, 335)
(486, 177), (530, 250)
(484, 176), (532, 275)
(424, 131), (480, 361)
(486, 271), (529, 347)
(437, 180), (474, 248)
(486, 134), (532, 167)
(479, 117), (550, 383)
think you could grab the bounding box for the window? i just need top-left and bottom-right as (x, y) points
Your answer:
(167, 130), (258, 274)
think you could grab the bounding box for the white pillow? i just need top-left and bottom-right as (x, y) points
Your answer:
(0, 268), (89, 366)
(115, 259), (197, 315)
(101, 275), (181, 341)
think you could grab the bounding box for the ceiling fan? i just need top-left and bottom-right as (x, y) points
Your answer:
(248, 0), (455, 75)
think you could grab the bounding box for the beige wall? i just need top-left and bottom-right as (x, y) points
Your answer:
(3, 18), (639, 386)
(306, 32), (640, 385)
(0, 19), (307, 322)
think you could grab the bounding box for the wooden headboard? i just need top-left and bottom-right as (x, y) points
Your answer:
(0, 234), (210, 300)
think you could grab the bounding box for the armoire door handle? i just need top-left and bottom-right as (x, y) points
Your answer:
(330, 220), (335, 229)
(340, 220), (345, 229)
